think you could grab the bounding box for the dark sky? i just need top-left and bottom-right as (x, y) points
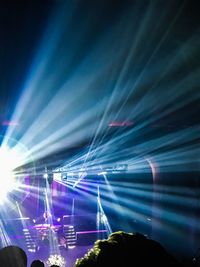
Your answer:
(0, 0), (199, 134)
(0, 0), (53, 120)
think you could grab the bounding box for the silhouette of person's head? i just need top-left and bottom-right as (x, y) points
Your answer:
(0, 245), (27, 267)
(74, 231), (182, 267)
(30, 259), (45, 267)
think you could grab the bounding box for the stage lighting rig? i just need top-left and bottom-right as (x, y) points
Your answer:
(113, 163), (128, 172)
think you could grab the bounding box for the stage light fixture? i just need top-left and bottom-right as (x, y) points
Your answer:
(61, 172), (68, 181)
(43, 173), (48, 179)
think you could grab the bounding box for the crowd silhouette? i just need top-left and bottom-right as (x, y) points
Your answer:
(30, 260), (45, 267)
(74, 231), (182, 267)
(0, 245), (27, 267)
(0, 231), (198, 267)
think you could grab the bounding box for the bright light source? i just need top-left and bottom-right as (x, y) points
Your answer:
(53, 172), (61, 181)
(46, 254), (66, 267)
(43, 173), (49, 179)
(0, 146), (20, 203)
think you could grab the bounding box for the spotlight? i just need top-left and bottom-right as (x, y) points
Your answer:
(53, 172), (61, 181)
(46, 254), (66, 267)
(0, 146), (20, 203)
(43, 173), (48, 179)
(43, 166), (48, 179)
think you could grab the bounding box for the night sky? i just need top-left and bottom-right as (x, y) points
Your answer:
(0, 0), (199, 152)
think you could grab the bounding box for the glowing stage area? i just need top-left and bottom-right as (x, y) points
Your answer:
(0, 149), (199, 266)
(0, 152), (155, 266)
